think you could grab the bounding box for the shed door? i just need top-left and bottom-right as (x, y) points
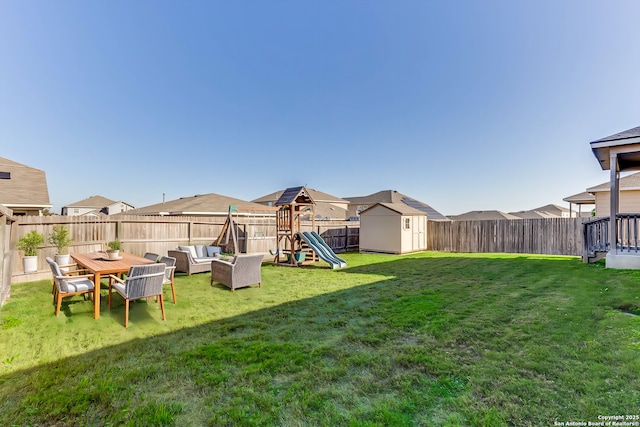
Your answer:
(412, 216), (425, 250)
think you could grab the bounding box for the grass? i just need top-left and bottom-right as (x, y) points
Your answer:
(1, 251), (640, 426)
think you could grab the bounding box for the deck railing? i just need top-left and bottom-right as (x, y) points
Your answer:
(583, 213), (640, 261)
(583, 216), (610, 262)
(617, 213), (640, 253)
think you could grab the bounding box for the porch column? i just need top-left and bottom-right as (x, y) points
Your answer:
(609, 153), (619, 254)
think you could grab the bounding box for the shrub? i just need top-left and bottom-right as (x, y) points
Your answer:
(17, 231), (44, 257)
(48, 225), (73, 255)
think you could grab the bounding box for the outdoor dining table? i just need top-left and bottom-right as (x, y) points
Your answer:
(70, 251), (155, 319)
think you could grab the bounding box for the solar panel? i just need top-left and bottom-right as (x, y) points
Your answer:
(401, 197), (448, 220)
(275, 186), (304, 206)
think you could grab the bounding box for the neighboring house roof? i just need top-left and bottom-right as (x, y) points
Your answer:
(253, 188), (348, 205)
(65, 195), (117, 208)
(77, 209), (107, 217)
(125, 193), (269, 216)
(63, 195), (134, 215)
(361, 202), (427, 216)
(255, 187), (348, 219)
(346, 189), (406, 205)
(509, 210), (557, 219)
(449, 210), (520, 221)
(587, 171), (640, 192)
(0, 157), (51, 209)
(563, 191), (596, 204)
(344, 190), (449, 221)
(310, 204), (349, 220)
(529, 204), (569, 216)
(590, 125), (640, 171)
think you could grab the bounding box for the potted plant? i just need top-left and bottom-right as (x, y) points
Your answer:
(17, 230), (45, 273)
(106, 239), (122, 260)
(49, 225), (73, 266)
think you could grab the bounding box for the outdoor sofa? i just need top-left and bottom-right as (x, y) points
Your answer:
(168, 245), (221, 275)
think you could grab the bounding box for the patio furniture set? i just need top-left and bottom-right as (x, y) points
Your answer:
(165, 244), (264, 290)
(46, 245), (264, 328)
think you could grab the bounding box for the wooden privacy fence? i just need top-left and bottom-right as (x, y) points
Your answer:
(10, 214), (227, 276)
(427, 217), (587, 256)
(302, 222), (360, 253)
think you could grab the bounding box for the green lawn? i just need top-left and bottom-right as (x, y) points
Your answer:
(1, 252), (639, 426)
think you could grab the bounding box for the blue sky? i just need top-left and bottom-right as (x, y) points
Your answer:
(2, 1), (639, 215)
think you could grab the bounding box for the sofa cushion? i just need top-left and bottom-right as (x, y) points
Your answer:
(195, 245), (207, 258)
(194, 257), (216, 264)
(207, 245), (221, 257)
(178, 245), (197, 259)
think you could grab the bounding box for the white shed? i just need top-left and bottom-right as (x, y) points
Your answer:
(359, 202), (427, 254)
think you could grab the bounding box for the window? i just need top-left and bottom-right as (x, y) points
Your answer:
(73, 208), (79, 213)
(404, 217), (411, 229)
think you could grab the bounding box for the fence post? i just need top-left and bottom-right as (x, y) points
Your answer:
(344, 225), (348, 251)
(582, 219), (589, 262)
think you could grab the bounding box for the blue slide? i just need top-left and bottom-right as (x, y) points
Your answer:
(297, 232), (347, 269)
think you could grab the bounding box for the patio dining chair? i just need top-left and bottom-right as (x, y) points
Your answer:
(46, 257), (96, 317)
(158, 255), (177, 304)
(144, 252), (160, 262)
(108, 263), (166, 328)
(48, 261), (90, 295)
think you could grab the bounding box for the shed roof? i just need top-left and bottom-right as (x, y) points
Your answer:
(0, 157), (51, 208)
(361, 202), (427, 216)
(125, 193), (270, 216)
